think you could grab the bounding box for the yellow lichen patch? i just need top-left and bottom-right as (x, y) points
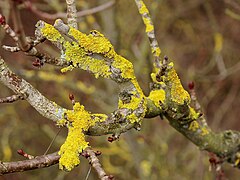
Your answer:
(143, 17), (154, 32)
(58, 102), (102, 171)
(112, 55), (135, 79)
(189, 120), (199, 132)
(214, 32), (223, 53)
(189, 107), (199, 120)
(40, 22), (63, 42)
(153, 47), (161, 57)
(127, 113), (139, 124)
(118, 93), (142, 110)
(139, 0), (149, 15)
(68, 27), (115, 58)
(62, 40), (111, 78)
(201, 127), (209, 136)
(118, 86), (146, 124)
(234, 153), (240, 166)
(166, 64), (190, 105)
(148, 89), (166, 108)
(59, 127), (88, 171)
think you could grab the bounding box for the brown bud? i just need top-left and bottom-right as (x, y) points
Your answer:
(94, 151), (102, 156)
(108, 137), (114, 143)
(17, 149), (24, 155)
(188, 81), (194, 90)
(69, 93), (75, 101)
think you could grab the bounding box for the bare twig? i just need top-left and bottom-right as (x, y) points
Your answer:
(0, 14), (18, 42)
(66, 0), (78, 29)
(0, 152), (60, 175)
(0, 93), (26, 103)
(10, 0), (30, 51)
(0, 14), (68, 67)
(17, 149), (35, 160)
(82, 148), (113, 180)
(24, 0), (115, 20)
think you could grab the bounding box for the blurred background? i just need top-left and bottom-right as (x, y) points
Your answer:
(0, 0), (240, 179)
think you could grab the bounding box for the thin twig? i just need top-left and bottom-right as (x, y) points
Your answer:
(0, 94), (27, 103)
(10, 0), (30, 51)
(24, 0), (115, 20)
(134, 0), (161, 70)
(82, 148), (113, 180)
(66, 0), (78, 29)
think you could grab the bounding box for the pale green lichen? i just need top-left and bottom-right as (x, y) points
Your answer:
(148, 89), (165, 108)
(58, 102), (107, 171)
(166, 63), (190, 105)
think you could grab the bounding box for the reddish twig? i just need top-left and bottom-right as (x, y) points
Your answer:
(17, 149), (34, 159)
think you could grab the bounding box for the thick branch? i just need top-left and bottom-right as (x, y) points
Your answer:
(0, 152), (59, 175)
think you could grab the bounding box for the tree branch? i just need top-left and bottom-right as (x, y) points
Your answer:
(0, 152), (59, 175)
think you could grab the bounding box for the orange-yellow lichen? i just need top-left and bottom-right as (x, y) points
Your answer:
(166, 63), (190, 105)
(58, 102), (107, 171)
(148, 89), (165, 108)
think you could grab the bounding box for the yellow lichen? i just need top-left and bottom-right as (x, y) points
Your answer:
(148, 89), (165, 108)
(117, 78), (146, 124)
(234, 153), (240, 166)
(153, 47), (161, 57)
(166, 64), (190, 105)
(58, 102), (106, 171)
(189, 107), (199, 120)
(68, 27), (115, 58)
(142, 17), (153, 33)
(189, 120), (199, 132)
(201, 127), (209, 136)
(40, 22), (63, 42)
(214, 32), (223, 53)
(139, 1), (149, 15)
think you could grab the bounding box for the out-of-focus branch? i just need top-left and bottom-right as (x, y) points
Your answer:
(10, 0), (30, 51)
(0, 13), (68, 66)
(0, 152), (60, 175)
(24, 0), (115, 20)
(65, 0), (77, 29)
